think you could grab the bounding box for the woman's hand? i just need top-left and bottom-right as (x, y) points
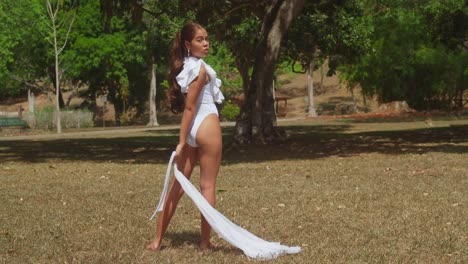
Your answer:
(174, 143), (185, 163)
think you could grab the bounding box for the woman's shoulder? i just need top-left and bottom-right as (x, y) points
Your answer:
(184, 56), (202, 67)
(176, 57), (206, 89)
(198, 58), (216, 77)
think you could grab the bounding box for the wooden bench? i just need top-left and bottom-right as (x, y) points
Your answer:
(0, 117), (28, 132)
(228, 94), (291, 117)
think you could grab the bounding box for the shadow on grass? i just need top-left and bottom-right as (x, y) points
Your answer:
(164, 231), (242, 255)
(164, 231), (200, 248)
(0, 123), (466, 164)
(344, 113), (467, 124)
(223, 124), (468, 163)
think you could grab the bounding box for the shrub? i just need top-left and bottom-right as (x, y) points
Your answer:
(23, 106), (94, 130)
(119, 107), (138, 126)
(60, 110), (94, 129)
(220, 101), (240, 121)
(23, 106), (55, 130)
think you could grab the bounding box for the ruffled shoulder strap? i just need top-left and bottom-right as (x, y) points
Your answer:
(176, 57), (203, 93)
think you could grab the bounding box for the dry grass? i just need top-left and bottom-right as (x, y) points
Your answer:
(1, 116), (467, 263)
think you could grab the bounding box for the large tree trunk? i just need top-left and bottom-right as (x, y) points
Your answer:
(147, 63), (159, 126)
(235, 57), (251, 97)
(234, 0), (305, 144)
(108, 83), (123, 126)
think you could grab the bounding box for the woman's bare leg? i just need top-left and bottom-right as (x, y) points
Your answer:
(196, 114), (222, 250)
(147, 146), (198, 250)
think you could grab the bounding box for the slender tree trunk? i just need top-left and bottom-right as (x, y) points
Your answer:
(307, 61), (317, 117)
(349, 85), (359, 113)
(52, 14), (62, 133)
(45, 0), (74, 132)
(28, 89), (35, 113)
(362, 94), (368, 112)
(147, 63), (159, 126)
(234, 0), (305, 144)
(320, 63), (324, 88)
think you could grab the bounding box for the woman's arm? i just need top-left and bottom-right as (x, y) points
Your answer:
(175, 65), (207, 158)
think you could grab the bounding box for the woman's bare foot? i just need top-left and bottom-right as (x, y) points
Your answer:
(146, 241), (162, 251)
(199, 240), (216, 251)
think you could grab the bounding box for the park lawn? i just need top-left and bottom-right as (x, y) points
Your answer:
(0, 116), (467, 264)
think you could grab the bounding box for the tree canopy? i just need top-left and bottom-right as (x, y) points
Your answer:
(1, 0), (466, 139)
(339, 0), (467, 110)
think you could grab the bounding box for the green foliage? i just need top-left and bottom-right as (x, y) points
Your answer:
(339, 0), (467, 110)
(63, 0), (146, 120)
(411, 46), (468, 109)
(423, 0), (467, 49)
(0, 0), (44, 99)
(220, 101), (240, 121)
(204, 5), (261, 94)
(3, 0), (466, 119)
(204, 42), (243, 98)
(142, 1), (197, 110)
(283, 0), (372, 74)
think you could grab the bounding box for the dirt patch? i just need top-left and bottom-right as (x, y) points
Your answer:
(276, 67), (379, 119)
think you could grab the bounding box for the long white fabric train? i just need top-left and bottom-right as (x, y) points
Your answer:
(149, 151), (301, 260)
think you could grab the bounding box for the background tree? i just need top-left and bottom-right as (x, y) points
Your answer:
(339, 0), (467, 111)
(203, 2), (263, 97)
(65, 0), (146, 125)
(42, 0), (76, 133)
(196, 0), (370, 143)
(1, 0), (466, 130)
(231, 0), (306, 144)
(283, 0), (372, 115)
(141, 1), (195, 126)
(94, 0), (197, 125)
(0, 0), (44, 100)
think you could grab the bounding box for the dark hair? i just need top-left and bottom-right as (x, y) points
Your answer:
(167, 22), (204, 114)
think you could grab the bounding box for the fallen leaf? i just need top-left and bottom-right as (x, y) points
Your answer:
(216, 189), (227, 194)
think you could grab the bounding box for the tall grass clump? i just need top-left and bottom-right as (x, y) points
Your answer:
(23, 106), (94, 130)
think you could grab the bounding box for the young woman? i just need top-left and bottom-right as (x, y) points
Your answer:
(147, 22), (224, 251)
(147, 22), (300, 260)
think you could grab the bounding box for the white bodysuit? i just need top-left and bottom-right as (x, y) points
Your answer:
(151, 58), (301, 259)
(176, 56), (224, 147)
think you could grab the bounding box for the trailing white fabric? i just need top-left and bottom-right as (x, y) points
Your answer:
(150, 151), (301, 260)
(149, 152), (176, 220)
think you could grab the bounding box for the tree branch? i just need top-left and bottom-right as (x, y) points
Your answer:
(139, 5), (164, 18)
(58, 14), (76, 54)
(224, 0), (267, 18)
(8, 73), (43, 90)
